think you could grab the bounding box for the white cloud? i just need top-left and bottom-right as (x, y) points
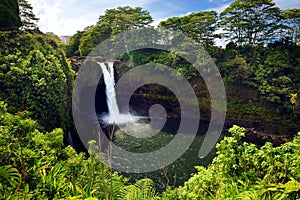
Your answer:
(274, 0), (300, 10)
(27, 0), (160, 36)
(150, 18), (167, 27)
(205, 3), (230, 13)
(28, 0), (93, 35)
(214, 29), (227, 48)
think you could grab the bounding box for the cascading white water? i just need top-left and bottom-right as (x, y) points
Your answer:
(97, 62), (138, 125)
(99, 62), (120, 120)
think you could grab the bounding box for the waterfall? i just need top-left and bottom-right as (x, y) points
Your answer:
(99, 62), (120, 120)
(97, 62), (137, 125)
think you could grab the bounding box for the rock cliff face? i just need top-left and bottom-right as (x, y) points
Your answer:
(70, 56), (122, 115)
(69, 56), (85, 73)
(244, 128), (292, 147)
(68, 56), (293, 146)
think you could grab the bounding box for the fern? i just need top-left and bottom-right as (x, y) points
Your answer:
(265, 178), (300, 200)
(119, 178), (160, 200)
(0, 165), (21, 190)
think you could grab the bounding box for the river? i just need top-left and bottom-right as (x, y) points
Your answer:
(111, 118), (223, 191)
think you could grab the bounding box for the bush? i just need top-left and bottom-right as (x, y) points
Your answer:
(178, 125), (300, 199)
(0, 102), (160, 199)
(0, 31), (74, 130)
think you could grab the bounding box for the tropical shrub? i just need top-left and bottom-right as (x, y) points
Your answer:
(0, 102), (159, 199)
(178, 125), (300, 199)
(0, 31), (74, 130)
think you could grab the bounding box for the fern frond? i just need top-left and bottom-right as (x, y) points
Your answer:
(0, 165), (21, 189)
(119, 178), (160, 200)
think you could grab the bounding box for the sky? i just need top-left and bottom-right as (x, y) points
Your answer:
(27, 0), (300, 37)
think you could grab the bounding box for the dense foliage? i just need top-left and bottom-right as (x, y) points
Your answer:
(159, 11), (219, 46)
(0, 31), (74, 131)
(282, 8), (300, 44)
(18, 0), (39, 30)
(214, 43), (300, 126)
(219, 0), (282, 46)
(65, 6), (153, 56)
(177, 126), (300, 199)
(1, 0), (300, 199)
(65, 30), (84, 57)
(79, 22), (112, 56)
(0, 101), (160, 199)
(1, 102), (299, 199)
(64, 3), (300, 131)
(0, 0), (22, 30)
(98, 6), (153, 34)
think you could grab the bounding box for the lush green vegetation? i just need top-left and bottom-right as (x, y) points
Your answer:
(0, 101), (160, 199)
(177, 126), (300, 199)
(0, 0), (39, 31)
(0, 31), (74, 131)
(65, 2), (300, 133)
(65, 6), (153, 57)
(0, 0), (21, 30)
(0, 0), (300, 199)
(157, 2), (300, 130)
(1, 103), (299, 199)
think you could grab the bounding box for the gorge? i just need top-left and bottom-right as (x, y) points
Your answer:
(69, 56), (293, 148)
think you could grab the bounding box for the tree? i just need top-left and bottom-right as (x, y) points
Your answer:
(18, 0), (39, 30)
(159, 11), (220, 46)
(254, 50), (293, 104)
(0, 32), (74, 131)
(159, 17), (182, 32)
(98, 6), (153, 34)
(220, 55), (251, 85)
(65, 31), (84, 57)
(75, 7), (153, 57)
(282, 8), (300, 44)
(0, 0), (21, 30)
(220, 0), (281, 47)
(79, 22), (112, 56)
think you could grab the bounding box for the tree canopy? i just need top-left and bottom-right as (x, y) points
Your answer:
(159, 11), (219, 46)
(220, 0), (282, 47)
(0, 0), (21, 30)
(0, 32), (74, 131)
(18, 0), (39, 30)
(282, 8), (300, 44)
(65, 6), (153, 56)
(79, 22), (112, 56)
(98, 6), (153, 35)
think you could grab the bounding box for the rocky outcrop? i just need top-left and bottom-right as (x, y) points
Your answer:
(69, 56), (86, 73)
(244, 128), (292, 147)
(69, 56), (121, 73)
